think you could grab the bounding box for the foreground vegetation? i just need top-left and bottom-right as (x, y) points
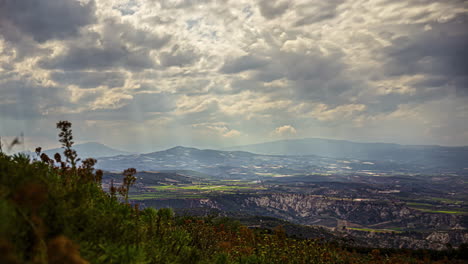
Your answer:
(0, 122), (467, 263)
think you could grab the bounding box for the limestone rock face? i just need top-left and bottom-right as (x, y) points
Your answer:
(216, 193), (466, 230)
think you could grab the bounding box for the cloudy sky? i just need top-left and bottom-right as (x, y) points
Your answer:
(0, 0), (467, 152)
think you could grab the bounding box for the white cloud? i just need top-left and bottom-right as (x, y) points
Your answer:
(273, 125), (297, 137)
(1, 0), (467, 148)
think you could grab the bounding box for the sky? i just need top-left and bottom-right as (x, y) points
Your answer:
(0, 0), (467, 152)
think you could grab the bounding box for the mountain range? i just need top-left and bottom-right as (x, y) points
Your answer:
(226, 138), (468, 169)
(41, 142), (133, 159)
(35, 138), (468, 173)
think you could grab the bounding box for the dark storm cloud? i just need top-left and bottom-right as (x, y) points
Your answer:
(258, 0), (290, 19)
(37, 18), (172, 71)
(384, 33), (468, 77)
(253, 51), (342, 83)
(0, 79), (69, 119)
(254, 49), (351, 104)
(220, 55), (268, 74)
(101, 18), (171, 50)
(0, 24), (52, 61)
(0, 0), (96, 43)
(382, 13), (468, 97)
(50, 71), (126, 88)
(364, 88), (449, 114)
(222, 47), (354, 106)
(159, 45), (199, 67)
(39, 45), (154, 71)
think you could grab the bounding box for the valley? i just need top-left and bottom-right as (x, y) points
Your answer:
(38, 141), (468, 250)
(97, 146), (468, 250)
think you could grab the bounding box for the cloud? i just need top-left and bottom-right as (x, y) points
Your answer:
(159, 45), (199, 68)
(223, 129), (241, 138)
(220, 55), (268, 74)
(383, 14), (468, 79)
(41, 46), (154, 71)
(192, 123), (241, 138)
(50, 71), (126, 88)
(38, 17), (172, 71)
(0, 0), (96, 43)
(311, 104), (367, 122)
(0, 78), (70, 119)
(258, 0), (290, 20)
(1, 0), (468, 148)
(273, 125), (297, 137)
(117, 92), (177, 113)
(293, 0), (345, 26)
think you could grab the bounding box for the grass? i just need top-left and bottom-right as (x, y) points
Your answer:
(405, 200), (468, 215)
(129, 182), (266, 201)
(429, 197), (465, 205)
(130, 193), (207, 200)
(147, 183), (265, 192)
(347, 227), (402, 233)
(409, 207), (468, 215)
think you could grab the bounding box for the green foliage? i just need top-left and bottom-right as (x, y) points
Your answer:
(57, 120), (79, 168)
(118, 168), (137, 204)
(0, 122), (467, 263)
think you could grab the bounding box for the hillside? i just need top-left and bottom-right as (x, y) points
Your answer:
(3, 156), (466, 263)
(43, 142), (133, 158)
(226, 138), (468, 169)
(1, 149), (466, 263)
(96, 145), (465, 179)
(2, 122), (467, 263)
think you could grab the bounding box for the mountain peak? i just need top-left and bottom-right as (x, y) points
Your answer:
(43, 142), (132, 158)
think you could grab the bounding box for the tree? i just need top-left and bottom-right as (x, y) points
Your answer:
(56, 121), (79, 168)
(118, 168), (137, 204)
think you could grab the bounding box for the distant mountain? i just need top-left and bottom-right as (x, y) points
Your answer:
(43, 142), (133, 159)
(225, 138), (468, 169)
(96, 146), (268, 176)
(95, 145), (463, 178)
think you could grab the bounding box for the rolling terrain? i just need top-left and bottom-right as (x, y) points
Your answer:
(74, 142), (468, 250)
(226, 138), (468, 171)
(96, 146), (466, 177)
(101, 169), (468, 250)
(38, 142), (133, 158)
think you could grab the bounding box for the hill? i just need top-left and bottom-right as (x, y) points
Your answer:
(43, 142), (133, 159)
(2, 121), (467, 263)
(96, 145), (466, 178)
(226, 138), (468, 169)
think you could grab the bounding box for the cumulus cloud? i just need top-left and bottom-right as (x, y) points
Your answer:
(40, 45), (155, 71)
(50, 71), (126, 88)
(258, 0), (290, 19)
(293, 0), (345, 26)
(159, 45), (199, 68)
(273, 125), (297, 137)
(192, 123), (241, 139)
(0, 0), (96, 43)
(220, 55), (268, 74)
(1, 0), (467, 148)
(381, 13), (468, 96)
(312, 104), (367, 122)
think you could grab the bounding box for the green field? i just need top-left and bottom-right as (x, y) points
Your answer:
(410, 208), (468, 214)
(347, 227), (402, 233)
(130, 181), (266, 200)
